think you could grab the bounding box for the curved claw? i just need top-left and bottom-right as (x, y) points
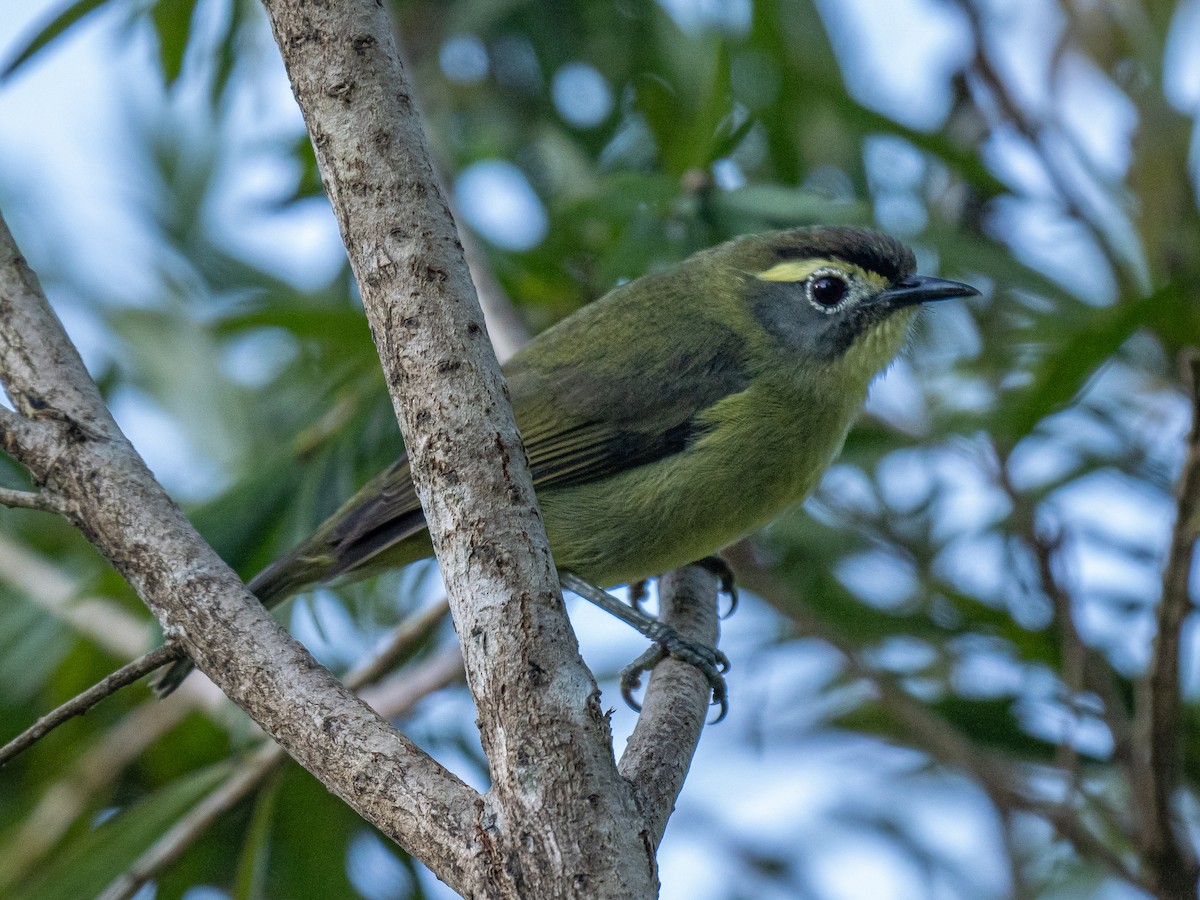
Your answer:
(619, 645), (664, 712)
(719, 584), (739, 620)
(618, 639), (729, 722)
(628, 579), (650, 614)
(621, 678), (643, 712)
(560, 570), (730, 720)
(694, 556), (738, 619)
(709, 687), (729, 724)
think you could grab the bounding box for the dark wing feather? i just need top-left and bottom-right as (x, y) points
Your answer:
(503, 278), (750, 492)
(298, 279), (750, 585)
(521, 418), (706, 490)
(326, 458), (419, 547)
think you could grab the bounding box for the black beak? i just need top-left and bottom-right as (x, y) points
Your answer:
(879, 275), (980, 309)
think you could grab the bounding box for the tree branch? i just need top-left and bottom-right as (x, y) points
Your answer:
(0, 211), (481, 891)
(0, 403), (45, 454)
(619, 565), (719, 847)
(0, 698), (194, 892)
(258, 0), (656, 893)
(991, 446), (1134, 771)
(343, 597), (451, 688)
(0, 484), (65, 512)
(0, 644), (182, 768)
(1132, 352), (1200, 898)
(723, 539), (1152, 893)
(99, 644), (465, 900)
(951, 0), (1144, 295)
(97, 742), (285, 900)
(462, 232), (529, 364)
(7, 599), (453, 893)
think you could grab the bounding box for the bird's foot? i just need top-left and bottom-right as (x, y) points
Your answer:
(694, 555), (738, 618)
(558, 570), (729, 721)
(629, 560), (736, 618)
(619, 626), (730, 722)
(153, 656), (195, 697)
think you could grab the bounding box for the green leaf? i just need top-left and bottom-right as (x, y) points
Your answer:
(232, 774), (281, 900)
(267, 766), (363, 899)
(11, 763), (232, 900)
(0, 592), (73, 703)
(1, 0), (113, 80)
(631, 73), (678, 167)
(1003, 280), (1195, 437)
(835, 695), (1060, 762)
(187, 457), (306, 570)
(151, 0), (198, 86)
(929, 696), (1060, 760)
(708, 111), (757, 163)
(936, 585), (1061, 669)
(210, 0), (251, 103)
(215, 305), (372, 348)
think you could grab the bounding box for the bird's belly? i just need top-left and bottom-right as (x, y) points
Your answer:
(540, 408), (850, 586)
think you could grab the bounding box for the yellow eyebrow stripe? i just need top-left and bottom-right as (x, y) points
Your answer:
(755, 258), (831, 282)
(755, 258), (890, 292)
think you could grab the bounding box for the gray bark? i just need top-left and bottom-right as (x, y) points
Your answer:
(0, 0), (721, 893)
(0, 213), (481, 891)
(253, 0), (663, 894)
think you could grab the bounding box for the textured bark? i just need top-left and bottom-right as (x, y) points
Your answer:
(257, 0), (658, 895)
(620, 566), (720, 847)
(0, 0), (721, 891)
(0, 213), (480, 893)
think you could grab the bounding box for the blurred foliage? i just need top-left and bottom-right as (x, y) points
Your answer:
(2, 0), (1199, 897)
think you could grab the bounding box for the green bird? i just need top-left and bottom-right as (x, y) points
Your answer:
(159, 226), (977, 714)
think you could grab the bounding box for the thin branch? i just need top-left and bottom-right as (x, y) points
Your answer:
(98, 642), (465, 900)
(951, 0), (1144, 296)
(9, 603), (454, 894)
(870, 665), (1145, 889)
(995, 807), (1030, 900)
(723, 539), (1152, 893)
(0, 209), (482, 889)
(0, 644), (183, 767)
(990, 444), (1134, 769)
(0, 404), (41, 452)
(995, 788), (1143, 889)
(342, 598), (450, 688)
(619, 565), (720, 847)
(1132, 352), (1200, 897)
(0, 596), (449, 774)
(97, 741), (285, 900)
(462, 232), (529, 364)
(0, 484), (65, 513)
(361, 645), (466, 717)
(0, 698), (193, 891)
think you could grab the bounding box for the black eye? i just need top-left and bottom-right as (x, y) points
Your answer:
(808, 274), (848, 309)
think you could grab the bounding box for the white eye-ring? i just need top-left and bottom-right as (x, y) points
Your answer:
(804, 268), (852, 314)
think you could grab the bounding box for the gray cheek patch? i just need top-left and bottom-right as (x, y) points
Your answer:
(749, 280), (886, 360)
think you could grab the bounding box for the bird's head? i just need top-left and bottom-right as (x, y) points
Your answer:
(718, 226), (978, 379)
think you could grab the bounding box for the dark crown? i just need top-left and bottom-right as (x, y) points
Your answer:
(771, 226), (916, 283)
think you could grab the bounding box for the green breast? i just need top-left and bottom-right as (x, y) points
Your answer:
(538, 371), (867, 586)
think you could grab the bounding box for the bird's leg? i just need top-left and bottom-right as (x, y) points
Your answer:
(693, 555), (738, 618)
(559, 571), (729, 720)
